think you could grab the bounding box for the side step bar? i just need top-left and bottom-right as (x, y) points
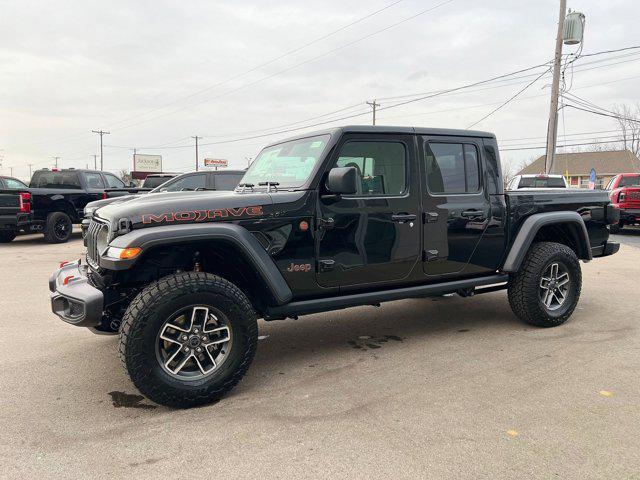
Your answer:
(264, 274), (509, 320)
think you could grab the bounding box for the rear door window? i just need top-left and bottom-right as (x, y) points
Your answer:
(83, 172), (105, 189)
(104, 174), (125, 188)
(424, 142), (481, 194)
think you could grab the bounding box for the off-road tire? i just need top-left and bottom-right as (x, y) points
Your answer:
(508, 241), (582, 327)
(119, 272), (258, 408)
(43, 211), (73, 243)
(0, 231), (16, 243)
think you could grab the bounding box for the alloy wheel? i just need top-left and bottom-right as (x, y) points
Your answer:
(155, 305), (232, 380)
(539, 262), (571, 311)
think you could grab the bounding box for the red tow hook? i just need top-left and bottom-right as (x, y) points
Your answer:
(63, 275), (76, 285)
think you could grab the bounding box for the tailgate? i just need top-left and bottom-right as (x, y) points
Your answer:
(621, 187), (640, 208)
(0, 191), (20, 227)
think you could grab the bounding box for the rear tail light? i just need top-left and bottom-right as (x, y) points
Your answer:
(19, 192), (31, 213)
(102, 192), (108, 199)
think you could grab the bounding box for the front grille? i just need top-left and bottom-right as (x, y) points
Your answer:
(86, 219), (109, 269)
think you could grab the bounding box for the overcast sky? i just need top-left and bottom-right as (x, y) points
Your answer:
(1, 0), (638, 180)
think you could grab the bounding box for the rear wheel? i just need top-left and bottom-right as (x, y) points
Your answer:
(0, 231), (16, 243)
(119, 272), (258, 408)
(43, 211), (73, 243)
(508, 242), (582, 327)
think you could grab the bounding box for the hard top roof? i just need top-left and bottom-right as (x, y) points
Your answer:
(267, 125), (495, 147)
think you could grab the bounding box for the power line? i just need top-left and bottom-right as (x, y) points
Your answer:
(562, 104), (640, 124)
(108, 0), (455, 133)
(499, 138), (626, 152)
(104, 1), (406, 131)
(466, 67), (552, 129)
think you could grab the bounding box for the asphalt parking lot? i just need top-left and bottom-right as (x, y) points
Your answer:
(1, 229), (639, 479)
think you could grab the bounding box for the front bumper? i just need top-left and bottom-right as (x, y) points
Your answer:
(49, 261), (104, 327)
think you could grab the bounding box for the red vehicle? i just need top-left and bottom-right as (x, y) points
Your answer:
(607, 173), (640, 233)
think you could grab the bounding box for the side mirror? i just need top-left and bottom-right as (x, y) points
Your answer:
(129, 181), (136, 187)
(326, 167), (358, 196)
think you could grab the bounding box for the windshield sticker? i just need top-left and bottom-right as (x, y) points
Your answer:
(142, 206), (263, 224)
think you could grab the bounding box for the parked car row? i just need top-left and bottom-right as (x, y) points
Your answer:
(0, 168), (245, 243)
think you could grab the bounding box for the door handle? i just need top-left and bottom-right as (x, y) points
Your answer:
(461, 210), (485, 220)
(391, 213), (417, 223)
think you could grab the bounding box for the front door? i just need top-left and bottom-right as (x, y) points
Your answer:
(316, 133), (420, 288)
(420, 137), (492, 276)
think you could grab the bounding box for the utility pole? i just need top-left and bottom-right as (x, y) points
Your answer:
(28, 164), (34, 178)
(192, 136), (202, 171)
(9, 167), (13, 177)
(545, 0), (567, 173)
(91, 130), (110, 171)
(366, 100), (380, 125)
(92, 155), (98, 170)
(52, 156), (60, 169)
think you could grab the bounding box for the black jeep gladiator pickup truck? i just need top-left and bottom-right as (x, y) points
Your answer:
(49, 126), (620, 408)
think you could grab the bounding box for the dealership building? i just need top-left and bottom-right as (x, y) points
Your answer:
(516, 149), (640, 188)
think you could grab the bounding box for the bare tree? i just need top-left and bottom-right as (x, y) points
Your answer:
(612, 103), (640, 157)
(501, 155), (537, 188)
(118, 169), (132, 185)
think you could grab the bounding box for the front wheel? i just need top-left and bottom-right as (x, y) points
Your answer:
(119, 272), (258, 408)
(508, 242), (582, 327)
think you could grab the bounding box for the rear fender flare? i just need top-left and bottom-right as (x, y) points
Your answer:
(100, 223), (293, 305)
(502, 211), (592, 272)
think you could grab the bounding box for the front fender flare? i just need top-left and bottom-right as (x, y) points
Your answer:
(502, 211), (592, 273)
(100, 223), (293, 305)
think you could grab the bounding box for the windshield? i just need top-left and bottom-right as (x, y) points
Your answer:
(240, 134), (330, 189)
(518, 176), (566, 188)
(619, 175), (640, 187)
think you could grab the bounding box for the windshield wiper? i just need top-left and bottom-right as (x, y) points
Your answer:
(258, 181), (280, 193)
(237, 182), (254, 193)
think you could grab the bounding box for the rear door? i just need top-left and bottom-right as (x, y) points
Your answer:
(420, 136), (493, 276)
(316, 133), (420, 288)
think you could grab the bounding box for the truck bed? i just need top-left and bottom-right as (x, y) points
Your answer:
(505, 188), (614, 252)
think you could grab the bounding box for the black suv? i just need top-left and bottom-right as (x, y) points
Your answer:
(49, 126), (619, 407)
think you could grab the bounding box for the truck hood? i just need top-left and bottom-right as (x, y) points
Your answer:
(86, 194), (143, 211)
(95, 190), (278, 229)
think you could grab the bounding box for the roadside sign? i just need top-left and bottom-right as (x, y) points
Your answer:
(204, 158), (228, 168)
(588, 168), (596, 190)
(133, 154), (162, 173)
